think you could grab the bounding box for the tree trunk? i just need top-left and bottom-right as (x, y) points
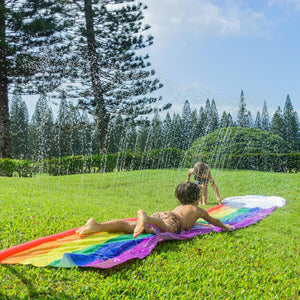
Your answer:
(84, 0), (108, 154)
(0, 0), (12, 158)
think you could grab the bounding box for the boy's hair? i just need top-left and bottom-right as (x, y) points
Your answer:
(175, 182), (200, 204)
(193, 161), (209, 177)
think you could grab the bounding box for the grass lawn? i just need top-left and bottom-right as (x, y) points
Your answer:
(0, 168), (299, 299)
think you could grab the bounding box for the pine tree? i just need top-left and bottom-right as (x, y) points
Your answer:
(10, 93), (29, 159)
(0, 0), (69, 157)
(69, 108), (84, 156)
(190, 109), (199, 143)
(261, 100), (270, 131)
(220, 111), (229, 128)
(62, 0), (169, 153)
(254, 111), (262, 129)
(181, 100), (192, 149)
(56, 94), (73, 157)
(227, 113), (234, 126)
(124, 121), (137, 152)
(107, 114), (125, 153)
(197, 107), (206, 137)
(245, 111), (253, 128)
(149, 113), (163, 150)
(210, 99), (219, 132)
(136, 118), (150, 152)
(237, 90), (247, 127)
(162, 112), (172, 148)
(271, 106), (285, 139)
(283, 95), (299, 147)
(171, 113), (183, 149)
(204, 99), (211, 134)
(79, 110), (93, 155)
(30, 95), (55, 161)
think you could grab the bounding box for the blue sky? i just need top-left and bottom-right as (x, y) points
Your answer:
(142, 0), (300, 119)
(23, 0), (300, 120)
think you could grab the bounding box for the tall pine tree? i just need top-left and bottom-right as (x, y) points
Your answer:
(254, 111), (262, 129)
(210, 99), (219, 132)
(30, 95), (56, 161)
(62, 0), (169, 153)
(283, 95), (299, 147)
(271, 106), (285, 139)
(237, 90), (247, 127)
(0, 0), (69, 157)
(10, 92), (29, 159)
(181, 100), (192, 149)
(261, 100), (270, 131)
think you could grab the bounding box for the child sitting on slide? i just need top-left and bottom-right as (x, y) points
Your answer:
(76, 182), (232, 238)
(186, 161), (222, 205)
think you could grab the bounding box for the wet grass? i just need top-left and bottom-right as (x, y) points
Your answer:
(0, 168), (299, 299)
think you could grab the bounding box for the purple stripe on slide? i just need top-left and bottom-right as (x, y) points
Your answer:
(85, 228), (214, 269)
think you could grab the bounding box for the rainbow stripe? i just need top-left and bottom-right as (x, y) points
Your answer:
(0, 204), (277, 269)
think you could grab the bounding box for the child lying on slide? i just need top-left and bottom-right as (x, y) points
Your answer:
(76, 182), (232, 238)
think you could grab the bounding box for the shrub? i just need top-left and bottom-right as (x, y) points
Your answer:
(0, 158), (33, 177)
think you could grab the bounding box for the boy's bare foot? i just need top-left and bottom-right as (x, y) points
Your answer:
(76, 218), (100, 237)
(225, 224), (233, 230)
(133, 210), (148, 238)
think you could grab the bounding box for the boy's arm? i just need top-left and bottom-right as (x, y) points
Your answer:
(198, 208), (232, 230)
(208, 172), (222, 204)
(186, 168), (193, 182)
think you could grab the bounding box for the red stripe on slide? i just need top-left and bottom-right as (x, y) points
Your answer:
(206, 204), (224, 213)
(0, 227), (80, 262)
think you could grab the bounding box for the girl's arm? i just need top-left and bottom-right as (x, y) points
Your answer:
(186, 168), (194, 182)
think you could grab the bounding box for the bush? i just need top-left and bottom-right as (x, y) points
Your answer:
(186, 127), (298, 170)
(0, 158), (33, 177)
(1, 145), (297, 177)
(188, 127), (295, 160)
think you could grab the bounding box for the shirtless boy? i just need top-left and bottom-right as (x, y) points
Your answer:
(76, 182), (232, 238)
(187, 161), (222, 205)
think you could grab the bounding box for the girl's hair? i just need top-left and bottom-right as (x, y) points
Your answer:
(175, 182), (200, 204)
(193, 161), (209, 177)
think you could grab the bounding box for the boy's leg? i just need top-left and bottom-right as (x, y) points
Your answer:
(76, 218), (137, 237)
(133, 210), (171, 238)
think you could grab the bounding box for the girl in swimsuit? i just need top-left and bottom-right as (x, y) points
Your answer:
(186, 161), (222, 205)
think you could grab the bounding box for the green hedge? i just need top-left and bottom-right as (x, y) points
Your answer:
(1, 149), (299, 177)
(0, 159), (33, 177)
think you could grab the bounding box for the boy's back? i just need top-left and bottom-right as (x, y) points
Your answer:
(172, 204), (206, 231)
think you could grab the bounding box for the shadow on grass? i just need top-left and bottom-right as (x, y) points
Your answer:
(1, 265), (37, 299)
(1, 265), (71, 299)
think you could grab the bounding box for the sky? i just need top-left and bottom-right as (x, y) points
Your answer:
(141, 0), (300, 119)
(23, 0), (300, 120)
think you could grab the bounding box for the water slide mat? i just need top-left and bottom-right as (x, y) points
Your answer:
(0, 195), (286, 269)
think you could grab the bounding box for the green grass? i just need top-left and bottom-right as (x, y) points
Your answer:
(0, 169), (299, 299)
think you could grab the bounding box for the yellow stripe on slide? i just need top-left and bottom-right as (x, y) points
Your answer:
(22, 232), (120, 267)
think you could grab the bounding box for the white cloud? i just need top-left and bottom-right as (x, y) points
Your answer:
(144, 0), (271, 39)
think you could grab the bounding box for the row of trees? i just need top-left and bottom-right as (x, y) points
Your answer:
(10, 90), (299, 160)
(0, 0), (170, 158)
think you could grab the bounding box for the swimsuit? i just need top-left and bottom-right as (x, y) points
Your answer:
(194, 176), (209, 185)
(150, 211), (183, 233)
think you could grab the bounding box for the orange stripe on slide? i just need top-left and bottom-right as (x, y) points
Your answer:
(1, 234), (78, 264)
(0, 227), (80, 262)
